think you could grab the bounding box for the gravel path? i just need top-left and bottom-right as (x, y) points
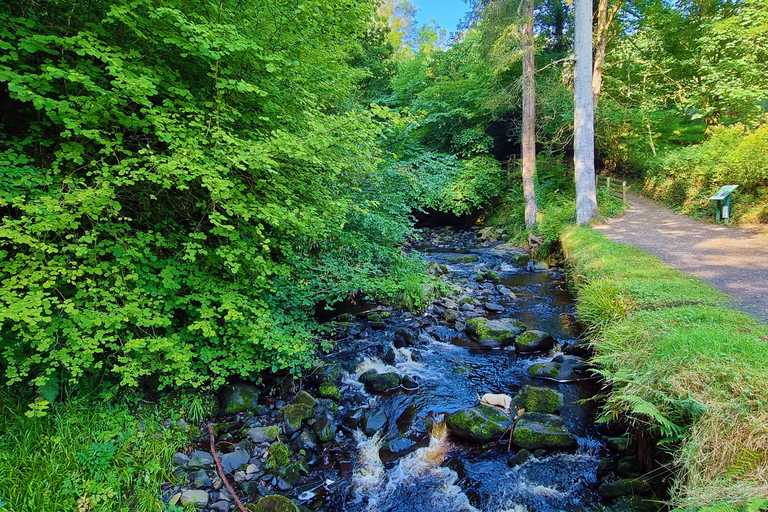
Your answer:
(593, 194), (768, 322)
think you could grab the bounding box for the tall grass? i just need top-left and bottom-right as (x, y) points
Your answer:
(0, 386), (197, 512)
(562, 227), (768, 508)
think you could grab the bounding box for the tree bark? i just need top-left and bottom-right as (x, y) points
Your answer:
(521, 0), (538, 228)
(574, 0), (597, 225)
(592, 0), (624, 106)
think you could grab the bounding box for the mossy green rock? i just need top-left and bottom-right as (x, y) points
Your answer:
(253, 495), (299, 512)
(280, 403), (314, 433)
(512, 385), (563, 414)
(446, 404), (510, 444)
(459, 297), (477, 306)
(528, 362), (561, 379)
(447, 255), (479, 263)
(318, 382), (341, 401)
(598, 478), (651, 498)
(220, 384), (260, 414)
(512, 412), (576, 450)
(248, 425), (279, 444)
(606, 436), (632, 452)
(312, 416), (336, 442)
(485, 270), (500, 282)
(515, 330), (555, 353)
(360, 370), (401, 393)
(465, 317), (525, 344)
(293, 391), (316, 408)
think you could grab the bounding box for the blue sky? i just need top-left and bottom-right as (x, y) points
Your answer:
(413, 0), (472, 34)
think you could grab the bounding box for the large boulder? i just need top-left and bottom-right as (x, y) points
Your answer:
(511, 385), (563, 414)
(512, 412), (576, 450)
(219, 384), (259, 414)
(514, 330), (555, 353)
(446, 404), (511, 444)
(465, 318), (525, 345)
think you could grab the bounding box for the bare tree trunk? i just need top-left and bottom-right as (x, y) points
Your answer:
(521, 0), (537, 228)
(574, 0), (597, 225)
(592, 0), (624, 106)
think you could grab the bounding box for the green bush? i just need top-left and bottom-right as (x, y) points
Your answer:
(643, 116), (768, 222)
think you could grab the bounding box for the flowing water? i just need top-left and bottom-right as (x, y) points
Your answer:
(306, 230), (616, 512)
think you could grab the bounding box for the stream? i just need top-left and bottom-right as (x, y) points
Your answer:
(168, 229), (660, 512)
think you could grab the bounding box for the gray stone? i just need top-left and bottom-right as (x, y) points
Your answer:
(479, 337), (501, 349)
(219, 449), (249, 474)
(219, 384), (260, 414)
(246, 463), (260, 474)
(444, 309), (460, 322)
(180, 489), (209, 508)
(484, 303), (505, 312)
(360, 370), (401, 393)
(192, 469), (212, 489)
(210, 501), (231, 512)
(507, 448), (533, 467)
(598, 478), (651, 498)
(187, 450), (214, 469)
(290, 429), (319, 453)
(512, 412), (577, 450)
(465, 317), (525, 345)
(313, 416), (336, 442)
(363, 409), (388, 436)
(277, 477), (292, 491)
(233, 471), (247, 483)
(173, 452), (190, 466)
(248, 426), (279, 444)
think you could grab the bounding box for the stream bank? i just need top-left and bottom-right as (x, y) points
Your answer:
(163, 228), (665, 512)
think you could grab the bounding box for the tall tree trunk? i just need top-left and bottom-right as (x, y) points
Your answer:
(592, 0), (624, 106)
(574, 0), (597, 225)
(521, 0), (538, 228)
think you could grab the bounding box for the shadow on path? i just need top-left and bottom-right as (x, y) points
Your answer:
(593, 194), (768, 322)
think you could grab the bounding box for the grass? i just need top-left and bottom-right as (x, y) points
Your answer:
(561, 227), (768, 509)
(0, 384), (202, 512)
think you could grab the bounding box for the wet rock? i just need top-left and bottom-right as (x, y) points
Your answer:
(512, 412), (577, 450)
(290, 430), (319, 453)
(446, 404), (511, 444)
(219, 384), (259, 415)
(318, 382), (341, 401)
(459, 296), (477, 306)
(312, 416), (336, 442)
(342, 408), (364, 430)
(280, 404), (315, 435)
(444, 309), (460, 322)
(401, 376), (419, 391)
(483, 303), (505, 312)
(606, 436), (632, 453)
(447, 255), (479, 263)
(294, 391), (316, 408)
(465, 317), (525, 345)
(220, 449), (249, 474)
(598, 478), (651, 498)
(395, 327), (415, 344)
(315, 398), (338, 415)
(479, 337), (501, 349)
(180, 489), (209, 508)
(362, 410), (388, 436)
(511, 385), (563, 414)
(461, 303), (475, 312)
(187, 450), (215, 469)
(514, 330), (555, 353)
(368, 313), (386, 330)
(507, 448), (533, 467)
(562, 340), (592, 358)
(254, 494), (299, 512)
(381, 346), (396, 364)
(360, 370), (401, 393)
(410, 350), (423, 363)
(209, 501), (231, 512)
(248, 426), (279, 444)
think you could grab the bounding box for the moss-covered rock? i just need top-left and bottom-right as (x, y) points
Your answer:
(446, 404), (510, 444)
(485, 270), (501, 282)
(512, 385), (563, 414)
(515, 330), (555, 353)
(247, 425), (279, 444)
(617, 455), (642, 478)
(512, 412), (576, 450)
(444, 309), (460, 322)
(293, 391), (316, 408)
(507, 448), (533, 467)
(263, 443), (305, 484)
(367, 313), (385, 329)
(253, 494), (299, 512)
(465, 317), (525, 345)
(512, 254), (531, 266)
(279, 403), (314, 434)
(527, 362), (561, 379)
(219, 384), (260, 415)
(598, 478), (651, 498)
(447, 255), (479, 263)
(459, 296), (477, 306)
(359, 370), (401, 393)
(318, 382), (341, 401)
(312, 416), (336, 442)
(474, 273), (485, 282)
(606, 435), (632, 452)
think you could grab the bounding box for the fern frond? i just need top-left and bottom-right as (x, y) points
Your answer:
(37, 373), (60, 404)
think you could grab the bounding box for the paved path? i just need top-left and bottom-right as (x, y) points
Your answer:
(593, 194), (768, 322)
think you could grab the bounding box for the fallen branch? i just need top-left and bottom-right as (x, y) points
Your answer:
(206, 421), (249, 512)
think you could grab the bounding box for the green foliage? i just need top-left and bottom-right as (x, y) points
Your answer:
(643, 116), (768, 223)
(0, 0), (433, 390)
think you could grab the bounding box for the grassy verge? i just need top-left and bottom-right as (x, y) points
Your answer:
(561, 227), (768, 509)
(0, 385), (204, 512)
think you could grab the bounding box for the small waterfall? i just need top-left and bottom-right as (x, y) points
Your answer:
(350, 420), (479, 512)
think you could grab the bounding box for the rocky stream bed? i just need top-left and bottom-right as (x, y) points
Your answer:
(162, 229), (665, 512)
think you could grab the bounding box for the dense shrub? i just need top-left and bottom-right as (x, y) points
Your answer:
(643, 116), (768, 222)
